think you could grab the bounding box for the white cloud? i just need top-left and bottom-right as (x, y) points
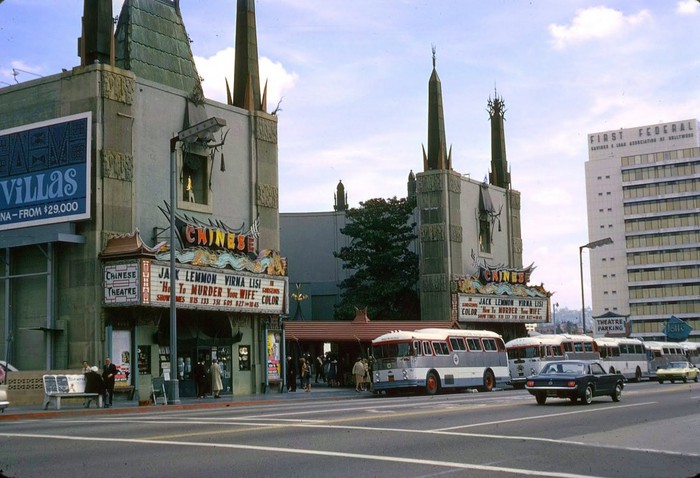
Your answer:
(548, 7), (652, 50)
(194, 48), (298, 109)
(677, 0), (699, 15)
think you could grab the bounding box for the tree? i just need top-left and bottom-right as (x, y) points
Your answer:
(333, 196), (420, 321)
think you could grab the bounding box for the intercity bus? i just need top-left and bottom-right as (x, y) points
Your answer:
(680, 341), (700, 367)
(643, 341), (687, 378)
(371, 328), (509, 395)
(505, 334), (599, 388)
(595, 337), (648, 381)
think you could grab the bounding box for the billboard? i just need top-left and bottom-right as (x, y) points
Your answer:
(0, 112), (92, 230)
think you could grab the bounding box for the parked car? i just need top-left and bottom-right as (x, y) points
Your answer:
(525, 360), (624, 405)
(656, 361), (699, 383)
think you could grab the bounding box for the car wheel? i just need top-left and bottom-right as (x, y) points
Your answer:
(694, 375), (698, 383)
(482, 369), (495, 392)
(670, 379), (675, 384)
(425, 371), (439, 396)
(535, 392), (546, 405)
(611, 383), (622, 402)
(583, 385), (593, 405)
(658, 379), (664, 384)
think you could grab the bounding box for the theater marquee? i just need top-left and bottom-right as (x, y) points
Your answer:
(457, 294), (548, 323)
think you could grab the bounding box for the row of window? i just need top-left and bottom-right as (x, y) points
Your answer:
(621, 147), (700, 167)
(622, 161), (698, 182)
(626, 248), (700, 265)
(626, 231), (699, 249)
(630, 300), (700, 316)
(625, 214), (699, 232)
(623, 178), (699, 199)
(506, 341), (596, 359)
(631, 319), (700, 335)
(624, 197), (700, 216)
(629, 283), (700, 299)
(628, 265), (700, 282)
(599, 344), (645, 357)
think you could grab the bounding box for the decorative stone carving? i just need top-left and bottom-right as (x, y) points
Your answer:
(102, 150), (133, 181)
(448, 174), (461, 193)
(256, 116), (278, 144)
(512, 237), (523, 254)
(450, 225), (462, 242)
(422, 274), (447, 292)
(420, 223), (445, 241)
(256, 183), (278, 209)
(417, 174), (443, 193)
(101, 71), (134, 105)
(509, 190), (521, 209)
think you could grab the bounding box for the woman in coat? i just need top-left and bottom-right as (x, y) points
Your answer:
(210, 359), (223, 398)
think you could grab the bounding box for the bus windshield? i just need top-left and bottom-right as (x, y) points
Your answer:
(373, 342), (413, 359)
(509, 346), (540, 360)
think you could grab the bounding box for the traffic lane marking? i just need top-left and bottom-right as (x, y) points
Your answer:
(0, 432), (608, 478)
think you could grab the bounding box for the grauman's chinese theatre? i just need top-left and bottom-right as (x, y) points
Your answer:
(100, 212), (288, 397)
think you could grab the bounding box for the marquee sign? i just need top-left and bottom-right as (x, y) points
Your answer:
(457, 294), (548, 323)
(102, 259), (287, 315)
(0, 112), (92, 231)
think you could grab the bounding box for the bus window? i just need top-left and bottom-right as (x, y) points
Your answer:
(432, 341), (450, 355)
(564, 343), (574, 353)
(574, 342), (584, 352)
(413, 341), (421, 356)
(466, 338), (482, 351)
(584, 342), (594, 352)
(482, 338), (497, 351)
(449, 337), (466, 351)
(422, 341), (433, 356)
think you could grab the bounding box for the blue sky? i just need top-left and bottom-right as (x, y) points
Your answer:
(2, 0), (699, 312)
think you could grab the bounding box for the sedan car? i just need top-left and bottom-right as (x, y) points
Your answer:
(656, 361), (699, 383)
(525, 360), (624, 405)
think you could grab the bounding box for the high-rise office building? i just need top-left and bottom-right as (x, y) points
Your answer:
(585, 119), (699, 340)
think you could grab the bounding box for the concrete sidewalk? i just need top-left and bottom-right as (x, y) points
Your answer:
(0, 384), (368, 421)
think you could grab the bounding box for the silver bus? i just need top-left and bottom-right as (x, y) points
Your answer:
(371, 328), (509, 395)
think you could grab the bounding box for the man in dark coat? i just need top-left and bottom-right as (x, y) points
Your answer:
(84, 366), (106, 408)
(192, 361), (207, 398)
(102, 357), (118, 407)
(286, 356), (296, 392)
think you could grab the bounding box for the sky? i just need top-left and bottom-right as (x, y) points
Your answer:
(2, 0), (700, 313)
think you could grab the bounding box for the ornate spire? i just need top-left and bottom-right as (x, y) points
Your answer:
(79, 0), (114, 66)
(487, 87), (510, 189)
(232, 0), (263, 111)
(423, 46), (451, 171)
(334, 180), (347, 211)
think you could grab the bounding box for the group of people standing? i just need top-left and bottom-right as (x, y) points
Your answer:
(352, 357), (372, 392)
(285, 353), (372, 392)
(81, 357), (118, 408)
(192, 359), (223, 399)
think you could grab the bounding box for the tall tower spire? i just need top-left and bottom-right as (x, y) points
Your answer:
(78, 0), (114, 66)
(232, 0), (262, 111)
(423, 46), (451, 171)
(488, 88), (511, 189)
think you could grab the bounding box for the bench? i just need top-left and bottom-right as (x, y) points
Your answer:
(113, 385), (136, 400)
(42, 374), (103, 410)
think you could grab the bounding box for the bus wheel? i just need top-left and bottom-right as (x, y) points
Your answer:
(482, 369), (495, 392)
(425, 372), (439, 395)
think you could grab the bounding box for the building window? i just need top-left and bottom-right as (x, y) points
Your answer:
(182, 149), (209, 205)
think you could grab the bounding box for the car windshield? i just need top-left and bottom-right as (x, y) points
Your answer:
(541, 363), (584, 375)
(667, 362), (688, 369)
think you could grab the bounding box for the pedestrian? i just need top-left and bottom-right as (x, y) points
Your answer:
(300, 357), (311, 392)
(363, 358), (372, 392)
(81, 360), (91, 374)
(286, 356), (296, 392)
(210, 359), (223, 398)
(193, 361), (207, 398)
(84, 365), (106, 408)
(102, 357), (118, 408)
(315, 355), (325, 383)
(327, 357), (338, 387)
(352, 357), (365, 392)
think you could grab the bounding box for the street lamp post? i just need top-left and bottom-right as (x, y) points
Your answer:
(167, 117), (226, 404)
(579, 237), (613, 335)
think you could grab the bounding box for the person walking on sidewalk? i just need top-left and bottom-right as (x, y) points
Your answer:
(102, 357), (118, 408)
(299, 357), (311, 392)
(210, 359), (223, 398)
(352, 357), (365, 392)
